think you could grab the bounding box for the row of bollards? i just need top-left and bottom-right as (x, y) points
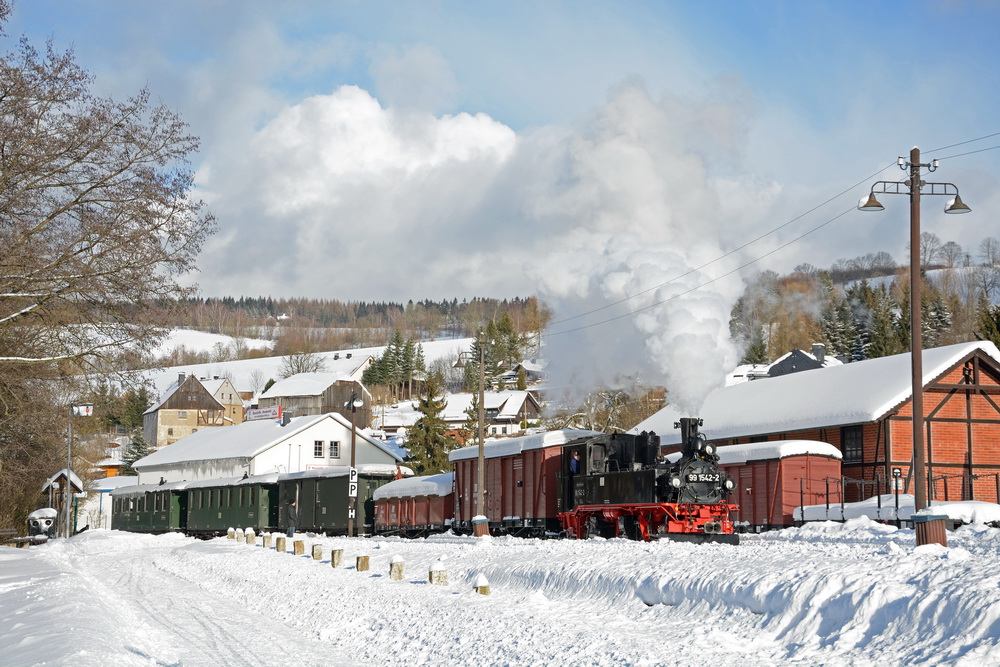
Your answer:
(227, 527), (487, 594)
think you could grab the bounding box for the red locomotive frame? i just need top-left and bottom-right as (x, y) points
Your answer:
(558, 501), (740, 543)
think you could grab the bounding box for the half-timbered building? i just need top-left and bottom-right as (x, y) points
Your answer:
(633, 341), (1000, 503)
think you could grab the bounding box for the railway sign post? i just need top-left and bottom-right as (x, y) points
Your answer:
(893, 468), (903, 521)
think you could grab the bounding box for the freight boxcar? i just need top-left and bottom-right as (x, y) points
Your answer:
(373, 472), (454, 537)
(449, 429), (602, 536)
(714, 440), (843, 529)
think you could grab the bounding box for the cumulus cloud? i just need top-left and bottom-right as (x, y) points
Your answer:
(198, 78), (775, 408)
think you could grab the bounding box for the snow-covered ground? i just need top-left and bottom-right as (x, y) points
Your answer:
(3, 520), (999, 666)
(153, 328), (275, 358)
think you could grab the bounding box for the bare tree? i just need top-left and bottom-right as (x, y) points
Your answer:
(940, 241), (964, 268)
(906, 232), (943, 270)
(980, 237), (1000, 267)
(0, 30), (215, 374)
(278, 352), (327, 378)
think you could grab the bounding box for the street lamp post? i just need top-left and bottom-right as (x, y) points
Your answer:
(347, 388), (363, 537)
(859, 146), (971, 511)
(455, 333), (487, 534)
(64, 403), (93, 538)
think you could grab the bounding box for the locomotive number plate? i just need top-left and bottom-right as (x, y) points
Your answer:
(687, 473), (720, 482)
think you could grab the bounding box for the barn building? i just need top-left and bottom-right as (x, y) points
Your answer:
(634, 341), (1000, 504)
(132, 412), (403, 484)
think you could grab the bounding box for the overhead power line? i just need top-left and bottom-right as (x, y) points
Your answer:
(543, 131), (999, 338)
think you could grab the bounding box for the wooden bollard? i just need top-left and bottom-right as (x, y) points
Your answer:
(331, 548), (343, 568)
(235, 528), (245, 541)
(428, 560), (448, 586)
(293, 539), (305, 556)
(312, 544), (323, 560)
(357, 555), (370, 572)
(474, 574), (490, 596)
(390, 555), (405, 581)
(227, 527), (236, 540)
(245, 528), (256, 545)
(263, 534), (273, 549)
(275, 536), (286, 552)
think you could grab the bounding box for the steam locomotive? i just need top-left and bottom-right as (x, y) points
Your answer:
(557, 418), (739, 543)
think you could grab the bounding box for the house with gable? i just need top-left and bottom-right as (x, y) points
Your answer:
(143, 373), (227, 447)
(200, 376), (245, 426)
(727, 343), (842, 385)
(634, 340), (1000, 504)
(374, 389), (542, 441)
(257, 354), (373, 425)
(132, 412), (403, 484)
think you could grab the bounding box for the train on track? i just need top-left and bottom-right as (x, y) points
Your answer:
(111, 419), (842, 543)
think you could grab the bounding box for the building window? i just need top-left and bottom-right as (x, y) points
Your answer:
(314, 440), (324, 458)
(842, 425), (863, 463)
(330, 441), (340, 458)
(178, 410), (187, 419)
(167, 427), (174, 436)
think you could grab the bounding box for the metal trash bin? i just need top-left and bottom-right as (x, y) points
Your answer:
(27, 508), (58, 543)
(913, 514), (948, 547)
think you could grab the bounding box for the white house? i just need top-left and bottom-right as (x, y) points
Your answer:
(132, 412), (403, 484)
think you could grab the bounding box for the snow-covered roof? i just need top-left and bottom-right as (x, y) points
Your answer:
(635, 341), (1000, 444)
(133, 413), (403, 468)
(667, 440), (842, 464)
(277, 464), (412, 482)
(259, 364), (372, 400)
(449, 429), (603, 462)
(144, 375), (224, 415)
(442, 391), (535, 421)
(41, 469), (84, 493)
(373, 472), (454, 500)
(89, 476), (142, 493)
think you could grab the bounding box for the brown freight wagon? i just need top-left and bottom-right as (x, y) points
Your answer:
(449, 429), (602, 536)
(714, 440), (843, 530)
(373, 472), (454, 537)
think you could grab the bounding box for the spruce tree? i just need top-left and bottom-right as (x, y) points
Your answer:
(404, 372), (455, 474)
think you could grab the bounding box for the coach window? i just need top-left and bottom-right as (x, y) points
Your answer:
(249, 486), (256, 505)
(842, 425), (864, 463)
(330, 441), (340, 458)
(314, 440), (324, 458)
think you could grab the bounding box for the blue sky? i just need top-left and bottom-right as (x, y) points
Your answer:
(6, 1), (1000, 306)
(8, 0), (999, 402)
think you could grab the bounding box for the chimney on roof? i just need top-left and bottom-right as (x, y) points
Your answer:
(334, 353), (340, 360)
(346, 353), (352, 359)
(214, 375), (219, 380)
(178, 372), (186, 384)
(811, 343), (825, 364)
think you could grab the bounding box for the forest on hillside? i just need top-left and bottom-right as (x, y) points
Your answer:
(731, 234), (1000, 364)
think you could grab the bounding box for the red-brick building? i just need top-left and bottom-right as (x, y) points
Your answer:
(634, 341), (1000, 503)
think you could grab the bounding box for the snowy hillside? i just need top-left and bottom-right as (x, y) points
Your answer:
(3, 521), (999, 665)
(140, 334), (473, 399)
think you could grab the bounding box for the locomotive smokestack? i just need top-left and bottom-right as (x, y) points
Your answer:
(674, 417), (704, 455)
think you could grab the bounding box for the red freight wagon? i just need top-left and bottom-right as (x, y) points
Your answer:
(373, 473), (454, 537)
(714, 441), (842, 529)
(449, 429), (601, 536)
